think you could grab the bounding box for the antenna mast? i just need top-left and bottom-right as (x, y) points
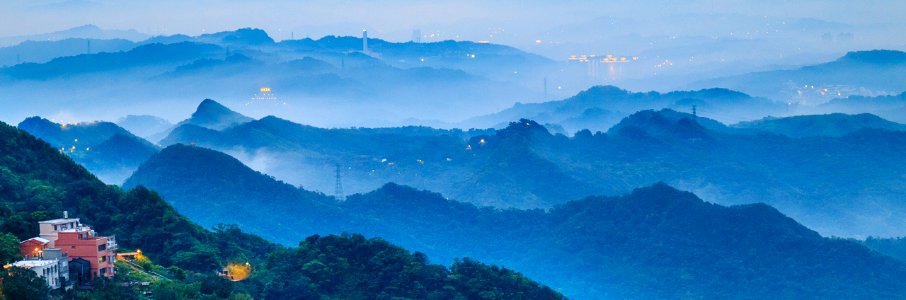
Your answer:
(334, 163), (344, 200)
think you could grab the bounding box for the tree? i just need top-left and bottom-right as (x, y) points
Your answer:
(0, 266), (50, 300)
(0, 233), (20, 264)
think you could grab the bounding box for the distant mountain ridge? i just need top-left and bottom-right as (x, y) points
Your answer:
(0, 24), (149, 47)
(17, 116), (158, 184)
(0, 27), (550, 124)
(734, 113), (906, 137)
(159, 100), (906, 237)
(465, 85), (781, 133)
(693, 50), (906, 102)
(816, 92), (906, 123)
(0, 42), (222, 80)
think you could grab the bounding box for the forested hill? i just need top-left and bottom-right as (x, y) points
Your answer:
(0, 120), (563, 299)
(153, 103), (906, 238)
(124, 142), (906, 299)
(16, 116), (159, 184)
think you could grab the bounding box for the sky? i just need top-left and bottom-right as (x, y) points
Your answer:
(2, 0), (905, 49)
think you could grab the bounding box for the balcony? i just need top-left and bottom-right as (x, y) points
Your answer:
(106, 235), (117, 251)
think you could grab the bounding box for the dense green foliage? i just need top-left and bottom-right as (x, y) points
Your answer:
(124, 142), (906, 299)
(0, 120), (562, 299)
(262, 234), (563, 300)
(0, 266), (50, 299)
(0, 233), (19, 264)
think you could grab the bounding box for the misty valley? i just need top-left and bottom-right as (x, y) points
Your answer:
(3, 4), (906, 299)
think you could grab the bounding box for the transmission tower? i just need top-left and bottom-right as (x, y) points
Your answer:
(334, 163), (344, 200)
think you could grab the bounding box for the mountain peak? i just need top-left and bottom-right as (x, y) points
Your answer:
(200, 28), (274, 46)
(181, 99), (253, 130)
(577, 85), (630, 98)
(493, 119), (552, 140)
(608, 109), (713, 141)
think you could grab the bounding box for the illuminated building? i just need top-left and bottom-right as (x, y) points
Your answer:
(53, 225), (117, 279)
(13, 239), (72, 290)
(26, 212), (118, 281)
(9, 258), (65, 290)
(248, 86), (280, 105)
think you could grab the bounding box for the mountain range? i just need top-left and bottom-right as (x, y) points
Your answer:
(815, 91), (906, 123)
(0, 119), (562, 299)
(464, 85), (784, 133)
(0, 24), (148, 48)
(123, 142), (906, 299)
(734, 113), (906, 137)
(152, 99), (906, 238)
(693, 50), (906, 104)
(0, 28), (554, 126)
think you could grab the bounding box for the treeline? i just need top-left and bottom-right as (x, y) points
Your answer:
(0, 120), (563, 299)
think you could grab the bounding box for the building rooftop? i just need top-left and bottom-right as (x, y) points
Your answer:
(38, 218), (80, 225)
(11, 259), (56, 268)
(20, 237), (50, 244)
(59, 226), (93, 234)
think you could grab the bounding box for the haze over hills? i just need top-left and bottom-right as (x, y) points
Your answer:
(0, 28), (555, 127)
(0, 38), (136, 66)
(0, 24), (148, 47)
(152, 99), (906, 237)
(123, 143), (906, 299)
(734, 113), (906, 137)
(115, 114), (173, 140)
(5, 2), (906, 299)
(16, 116), (159, 184)
(0, 119), (562, 299)
(693, 50), (906, 105)
(464, 85), (783, 133)
(3, 26), (905, 130)
(815, 92), (906, 123)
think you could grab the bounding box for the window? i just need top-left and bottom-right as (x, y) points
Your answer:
(100, 268), (106, 275)
(98, 244), (106, 251)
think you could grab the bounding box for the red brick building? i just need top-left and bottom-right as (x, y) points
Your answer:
(19, 237), (50, 258)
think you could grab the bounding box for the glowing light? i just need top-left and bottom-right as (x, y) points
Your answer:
(260, 87), (271, 93)
(535, 39), (542, 44)
(222, 262), (252, 282)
